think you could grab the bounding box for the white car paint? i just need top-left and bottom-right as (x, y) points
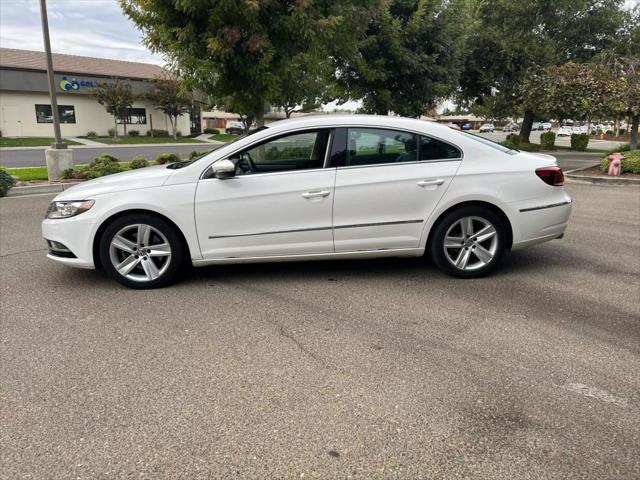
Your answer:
(557, 126), (573, 137)
(42, 115), (571, 273)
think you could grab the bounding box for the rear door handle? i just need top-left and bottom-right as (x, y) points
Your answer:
(301, 190), (331, 199)
(417, 179), (445, 187)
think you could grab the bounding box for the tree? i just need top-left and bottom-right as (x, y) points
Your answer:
(146, 76), (193, 139)
(93, 79), (134, 137)
(334, 0), (466, 117)
(121, 0), (365, 124)
(458, 0), (631, 142)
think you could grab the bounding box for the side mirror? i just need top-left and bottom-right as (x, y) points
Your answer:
(212, 159), (236, 179)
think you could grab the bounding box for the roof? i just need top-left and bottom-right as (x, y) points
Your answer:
(0, 48), (166, 80)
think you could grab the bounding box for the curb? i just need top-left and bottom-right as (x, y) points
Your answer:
(565, 166), (640, 186)
(7, 181), (83, 197)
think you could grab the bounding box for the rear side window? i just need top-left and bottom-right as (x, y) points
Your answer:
(346, 128), (417, 166)
(420, 136), (461, 160)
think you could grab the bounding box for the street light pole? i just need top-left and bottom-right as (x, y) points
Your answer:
(39, 0), (66, 149)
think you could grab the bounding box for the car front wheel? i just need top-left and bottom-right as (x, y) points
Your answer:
(430, 206), (506, 278)
(99, 213), (185, 289)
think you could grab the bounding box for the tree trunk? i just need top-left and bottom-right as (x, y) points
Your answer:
(631, 114), (639, 151)
(113, 116), (118, 138)
(519, 109), (534, 143)
(614, 117), (620, 137)
(255, 109), (265, 128)
(171, 116), (177, 139)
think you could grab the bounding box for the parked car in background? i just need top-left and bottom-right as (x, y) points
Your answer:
(479, 123), (495, 133)
(557, 126), (573, 137)
(503, 122), (519, 132)
(448, 122), (461, 130)
(531, 122), (542, 131)
(41, 115), (571, 288)
(461, 123), (473, 130)
(541, 122), (552, 131)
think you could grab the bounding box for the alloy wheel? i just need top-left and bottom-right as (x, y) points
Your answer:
(109, 224), (172, 282)
(443, 216), (499, 271)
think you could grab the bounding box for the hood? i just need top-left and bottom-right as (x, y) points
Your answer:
(55, 165), (173, 201)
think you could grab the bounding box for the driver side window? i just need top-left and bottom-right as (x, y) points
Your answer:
(234, 129), (330, 175)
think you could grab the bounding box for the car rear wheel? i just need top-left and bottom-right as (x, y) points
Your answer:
(430, 206), (506, 278)
(99, 213), (185, 289)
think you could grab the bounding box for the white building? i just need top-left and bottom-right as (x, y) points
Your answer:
(0, 48), (199, 138)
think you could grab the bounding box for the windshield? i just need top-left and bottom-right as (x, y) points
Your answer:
(461, 131), (518, 154)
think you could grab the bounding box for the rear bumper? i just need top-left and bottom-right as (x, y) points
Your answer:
(510, 194), (572, 250)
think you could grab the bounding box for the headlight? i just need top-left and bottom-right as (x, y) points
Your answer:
(45, 200), (95, 219)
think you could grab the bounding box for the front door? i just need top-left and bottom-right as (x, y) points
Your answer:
(0, 105), (22, 137)
(331, 127), (462, 252)
(195, 129), (335, 259)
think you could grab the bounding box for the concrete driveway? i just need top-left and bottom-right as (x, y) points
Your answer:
(1, 183), (639, 479)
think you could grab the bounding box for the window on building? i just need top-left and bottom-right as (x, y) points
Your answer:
(35, 104), (76, 124)
(116, 107), (147, 125)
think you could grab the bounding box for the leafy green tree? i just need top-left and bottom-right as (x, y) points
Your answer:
(93, 79), (134, 137)
(459, 0), (631, 142)
(121, 0), (365, 124)
(335, 0), (466, 117)
(146, 76), (193, 139)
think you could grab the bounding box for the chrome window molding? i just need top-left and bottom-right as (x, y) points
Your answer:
(336, 157), (462, 170)
(201, 123), (465, 179)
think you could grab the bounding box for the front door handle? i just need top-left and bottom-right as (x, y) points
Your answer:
(417, 179), (445, 187)
(301, 190), (331, 199)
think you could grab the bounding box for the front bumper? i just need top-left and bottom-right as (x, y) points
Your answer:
(42, 216), (97, 269)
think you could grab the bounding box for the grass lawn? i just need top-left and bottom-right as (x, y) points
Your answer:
(0, 137), (81, 148)
(94, 136), (205, 145)
(5, 162), (132, 181)
(209, 133), (238, 143)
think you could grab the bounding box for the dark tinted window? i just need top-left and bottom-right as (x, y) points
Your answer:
(419, 135), (461, 160)
(35, 104), (76, 124)
(347, 128), (417, 166)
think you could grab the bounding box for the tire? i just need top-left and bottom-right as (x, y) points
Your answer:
(430, 205), (506, 278)
(99, 213), (186, 289)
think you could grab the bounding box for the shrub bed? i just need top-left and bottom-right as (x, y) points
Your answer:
(130, 155), (150, 169)
(540, 131), (556, 150)
(570, 133), (589, 151)
(155, 152), (180, 165)
(203, 128), (219, 134)
(0, 167), (16, 197)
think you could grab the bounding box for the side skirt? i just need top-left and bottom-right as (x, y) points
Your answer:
(191, 248), (425, 267)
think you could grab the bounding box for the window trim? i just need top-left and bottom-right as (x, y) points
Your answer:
(330, 126), (462, 169)
(35, 104), (76, 124)
(201, 127), (333, 180)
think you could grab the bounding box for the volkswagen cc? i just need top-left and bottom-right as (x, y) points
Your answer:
(42, 115), (572, 288)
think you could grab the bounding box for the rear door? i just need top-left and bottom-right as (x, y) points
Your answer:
(331, 127), (462, 252)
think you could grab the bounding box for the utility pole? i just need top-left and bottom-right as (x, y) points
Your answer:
(38, 0), (73, 180)
(39, 0), (65, 149)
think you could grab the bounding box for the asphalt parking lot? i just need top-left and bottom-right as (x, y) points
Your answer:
(1, 183), (639, 479)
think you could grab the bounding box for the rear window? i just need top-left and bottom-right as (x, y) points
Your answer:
(461, 131), (517, 154)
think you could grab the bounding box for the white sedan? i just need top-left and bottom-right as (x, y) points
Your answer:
(557, 126), (573, 137)
(42, 115), (572, 288)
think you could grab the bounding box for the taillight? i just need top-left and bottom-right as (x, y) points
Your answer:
(535, 166), (564, 186)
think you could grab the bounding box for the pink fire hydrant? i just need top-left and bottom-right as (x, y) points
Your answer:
(608, 152), (624, 176)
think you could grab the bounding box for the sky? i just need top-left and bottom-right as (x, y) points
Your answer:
(0, 0), (164, 64)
